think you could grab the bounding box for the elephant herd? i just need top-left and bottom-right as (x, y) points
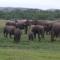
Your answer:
(3, 19), (60, 42)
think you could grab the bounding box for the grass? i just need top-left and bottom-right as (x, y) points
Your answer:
(0, 20), (8, 28)
(0, 48), (60, 60)
(0, 20), (60, 60)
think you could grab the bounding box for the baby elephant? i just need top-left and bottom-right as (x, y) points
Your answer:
(28, 31), (34, 41)
(14, 28), (21, 43)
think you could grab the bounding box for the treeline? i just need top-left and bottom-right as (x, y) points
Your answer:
(0, 8), (60, 20)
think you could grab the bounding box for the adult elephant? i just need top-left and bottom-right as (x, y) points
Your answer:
(28, 20), (52, 34)
(36, 20), (55, 35)
(28, 20), (38, 25)
(3, 25), (16, 38)
(16, 20), (29, 34)
(51, 22), (60, 42)
(29, 25), (44, 41)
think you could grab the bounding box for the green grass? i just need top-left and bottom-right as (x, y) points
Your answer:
(0, 20), (60, 60)
(0, 48), (60, 60)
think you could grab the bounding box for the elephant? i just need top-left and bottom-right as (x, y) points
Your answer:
(14, 28), (21, 43)
(36, 20), (50, 34)
(3, 25), (16, 38)
(28, 20), (38, 25)
(15, 20), (29, 34)
(51, 22), (60, 42)
(6, 21), (16, 26)
(29, 25), (44, 41)
(34, 20), (55, 35)
(28, 20), (53, 35)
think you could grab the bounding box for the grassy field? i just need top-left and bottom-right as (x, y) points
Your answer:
(0, 20), (60, 60)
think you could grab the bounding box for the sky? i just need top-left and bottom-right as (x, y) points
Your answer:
(0, 0), (60, 10)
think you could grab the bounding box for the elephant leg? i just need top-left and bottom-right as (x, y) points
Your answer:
(34, 33), (36, 39)
(14, 36), (17, 42)
(51, 32), (55, 42)
(14, 37), (16, 41)
(25, 26), (28, 34)
(14, 36), (18, 42)
(4, 32), (6, 37)
(45, 29), (49, 35)
(46, 31), (48, 35)
(41, 32), (44, 38)
(28, 36), (31, 41)
(46, 31), (49, 35)
(38, 33), (41, 41)
(3, 30), (6, 37)
(6, 33), (8, 37)
(25, 28), (27, 34)
(19, 35), (21, 41)
(9, 33), (12, 38)
(31, 35), (33, 41)
(14, 34), (21, 43)
(17, 37), (20, 43)
(49, 31), (51, 35)
(51, 35), (54, 42)
(28, 34), (33, 41)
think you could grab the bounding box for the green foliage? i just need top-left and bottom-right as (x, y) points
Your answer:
(0, 8), (60, 20)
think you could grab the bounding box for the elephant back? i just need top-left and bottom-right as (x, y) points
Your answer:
(6, 21), (16, 26)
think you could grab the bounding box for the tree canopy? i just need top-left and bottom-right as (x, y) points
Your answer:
(0, 8), (60, 20)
